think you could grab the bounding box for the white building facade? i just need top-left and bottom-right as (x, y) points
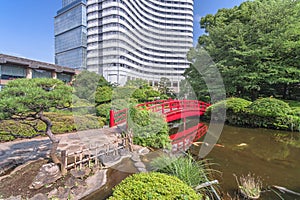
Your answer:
(86, 0), (194, 90)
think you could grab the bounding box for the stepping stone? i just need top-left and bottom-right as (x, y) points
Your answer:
(134, 161), (146, 169)
(131, 154), (140, 162)
(30, 193), (48, 200)
(137, 168), (147, 172)
(138, 147), (150, 155)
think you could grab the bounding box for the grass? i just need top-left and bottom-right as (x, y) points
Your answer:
(150, 154), (217, 193)
(234, 173), (262, 199)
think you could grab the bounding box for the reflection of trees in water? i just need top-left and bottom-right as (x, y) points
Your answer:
(274, 133), (300, 149)
(251, 142), (290, 162)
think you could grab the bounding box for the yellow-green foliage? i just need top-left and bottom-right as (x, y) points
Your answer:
(206, 97), (300, 131)
(128, 107), (171, 149)
(247, 98), (292, 117)
(0, 112), (105, 141)
(207, 97), (252, 114)
(109, 172), (202, 200)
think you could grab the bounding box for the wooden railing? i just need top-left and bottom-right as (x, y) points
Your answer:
(60, 133), (133, 175)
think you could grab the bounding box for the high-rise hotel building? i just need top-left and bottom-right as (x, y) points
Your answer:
(55, 0), (194, 89)
(55, 0), (87, 69)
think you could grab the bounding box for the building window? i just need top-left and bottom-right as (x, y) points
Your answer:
(57, 73), (72, 83)
(0, 65), (26, 80)
(32, 69), (52, 78)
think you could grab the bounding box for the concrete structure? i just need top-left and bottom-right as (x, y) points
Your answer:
(86, 0), (194, 90)
(55, 0), (87, 69)
(0, 54), (76, 90)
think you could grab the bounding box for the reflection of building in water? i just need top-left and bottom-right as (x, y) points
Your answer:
(0, 54), (77, 90)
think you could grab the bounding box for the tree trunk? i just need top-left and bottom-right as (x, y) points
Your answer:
(283, 84), (288, 99)
(38, 111), (61, 164)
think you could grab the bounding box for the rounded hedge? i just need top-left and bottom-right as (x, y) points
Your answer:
(207, 97), (252, 114)
(247, 98), (292, 117)
(108, 172), (201, 200)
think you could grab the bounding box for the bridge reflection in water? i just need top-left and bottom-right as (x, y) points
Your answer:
(109, 99), (210, 152)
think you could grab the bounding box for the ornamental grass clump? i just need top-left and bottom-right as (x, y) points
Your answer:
(151, 154), (216, 192)
(234, 173), (262, 199)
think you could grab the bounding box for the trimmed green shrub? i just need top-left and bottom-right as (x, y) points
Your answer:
(108, 172), (202, 200)
(291, 107), (300, 117)
(205, 97), (299, 131)
(247, 98), (292, 117)
(96, 103), (111, 119)
(95, 86), (113, 104)
(206, 97), (252, 114)
(205, 97), (252, 124)
(128, 107), (171, 149)
(0, 112), (105, 141)
(274, 115), (300, 132)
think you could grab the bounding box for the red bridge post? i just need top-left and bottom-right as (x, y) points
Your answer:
(109, 110), (115, 127)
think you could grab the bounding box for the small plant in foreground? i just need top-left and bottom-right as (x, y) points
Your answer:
(234, 173), (262, 199)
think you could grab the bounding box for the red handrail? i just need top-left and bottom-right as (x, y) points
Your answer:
(109, 99), (211, 127)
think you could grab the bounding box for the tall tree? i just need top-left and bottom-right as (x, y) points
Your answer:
(196, 0), (300, 100)
(0, 78), (72, 163)
(72, 70), (111, 101)
(158, 77), (175, 98)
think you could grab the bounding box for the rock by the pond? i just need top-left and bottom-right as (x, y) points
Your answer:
(100, 154), (122, 167)
(71, 186), (87, 198)
(138, 147), (150, 155)
(131, 154), (141, 162)
(134, 161), (146, 169)
(64, 176), (78, 188)
(30, 193), (48, 200)
(4, 195), (22, 200)
(76, 169), (107, 199)
(70, 167), (91, 178)
(48, 188), (58, 199)
(56, 186), (71, 199)
(30, 163), (62, 189)
(137, 168), (147, 172)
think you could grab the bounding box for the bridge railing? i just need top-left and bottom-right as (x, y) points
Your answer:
(109, 99), (211, 127)
(145, 99), (210, 115)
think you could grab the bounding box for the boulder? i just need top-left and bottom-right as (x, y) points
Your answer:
(30, 163), (61, 189)
(30, 193), (48, 200)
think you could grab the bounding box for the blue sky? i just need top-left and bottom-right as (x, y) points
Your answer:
(0, 0), (246, 64)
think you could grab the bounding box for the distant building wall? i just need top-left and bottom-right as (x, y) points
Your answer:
(55, 0), (87, 70)
(0, 54), (76, 90)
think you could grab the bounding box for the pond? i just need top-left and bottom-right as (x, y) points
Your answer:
(194, 124), (300, 199)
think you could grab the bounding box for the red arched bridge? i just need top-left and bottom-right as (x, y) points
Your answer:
(109, 99), (211, 152)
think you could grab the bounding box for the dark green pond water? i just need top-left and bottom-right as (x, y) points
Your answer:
(200, 124), (300, 199)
